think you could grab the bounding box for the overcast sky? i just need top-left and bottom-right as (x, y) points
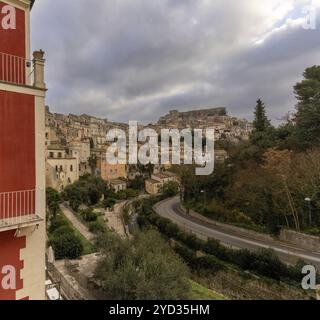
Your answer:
(31, 0), (320, 124)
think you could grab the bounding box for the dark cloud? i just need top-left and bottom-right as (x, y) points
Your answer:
(31, 0), (320, 123)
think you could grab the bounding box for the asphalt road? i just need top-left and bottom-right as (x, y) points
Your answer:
(154, 196), (320, 269)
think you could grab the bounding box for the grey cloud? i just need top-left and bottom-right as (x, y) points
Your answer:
(31, 0), (320, 123)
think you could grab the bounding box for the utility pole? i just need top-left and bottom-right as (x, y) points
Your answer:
(305, 197), (312, 226)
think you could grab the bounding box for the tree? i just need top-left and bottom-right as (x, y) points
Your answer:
(250, 99), (275, 158)
(95, 230), (190, 300)
(62, 175), (109, 210)
(130, 175), (145, 190)
(162, 181), (179, 197)
(293, 66), (320, 150)
(294, 65), (320, 106)
(253, 99), (270, 132)
(49, 232), (84, 260)
(81, 208), (98, 222)
(88, 154), (98, 175)
(103, 198), (116, 210)
(46, 187), (61, 219)
(294, 93), (320, 150)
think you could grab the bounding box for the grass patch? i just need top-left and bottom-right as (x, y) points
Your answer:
(57, 210), (95, 255)
(188, 280), (225, 300)
(71, 226), (96, 255)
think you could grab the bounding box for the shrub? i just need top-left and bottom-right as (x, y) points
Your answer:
(81, 209), (98, 222)
(250, 248), (288, 280)
(89, 220), (106, 234)
(103, 198), (116, 210)
(49, 215), (68, 234)
(231, 249), (256, 270)
(203, 238), (231, 261)
(49, 232), (84, 260)
(52, 225), (75, 237)
(174, 244), (224, 274)
(174, 244), (198, 269)
(125, 188), (139, 199)
(196, 255), (224, 273)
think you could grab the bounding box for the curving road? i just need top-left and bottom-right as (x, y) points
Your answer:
(154, 196), (320, 269)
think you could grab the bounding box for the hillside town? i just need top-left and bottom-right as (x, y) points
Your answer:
(2, 0), (320, 306)
(45, 106), (253, 193)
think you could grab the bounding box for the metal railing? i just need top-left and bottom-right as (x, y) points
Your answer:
(0, 189), (42, 229)
(0, 52), (33, 85)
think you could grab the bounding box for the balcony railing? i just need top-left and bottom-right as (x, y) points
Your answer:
(0, 189), (43, 230)
(0, 52), (33, 86)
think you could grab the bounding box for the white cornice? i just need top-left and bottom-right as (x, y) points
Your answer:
(0, 81), (46, 98)
(1, 0), (31, 11)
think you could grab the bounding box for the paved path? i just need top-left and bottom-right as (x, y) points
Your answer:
(104, 201), (127, 238)
(154, 196), (320, 269)
(60, 203), (94, 242)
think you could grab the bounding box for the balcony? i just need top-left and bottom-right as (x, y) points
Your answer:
(0, 189), (43, 231)
(0, 52), (33, 86)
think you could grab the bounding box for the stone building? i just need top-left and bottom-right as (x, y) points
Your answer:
(46, 145), (79, 191)
(145, 172), (179, 195)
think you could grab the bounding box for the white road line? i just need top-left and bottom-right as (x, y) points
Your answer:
(155, 199), (320, 265)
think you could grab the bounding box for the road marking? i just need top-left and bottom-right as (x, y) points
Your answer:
(155, 199), (320, 265)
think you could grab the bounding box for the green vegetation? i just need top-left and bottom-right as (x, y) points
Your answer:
(189, 280), (225, 300)
(62, 174), (109, 211)
(173, 66), (320, 235)
(95, 229), (190, 300)
(162, 181), (180, 197)
(136, 196), (318, 284)
(48, 211), (95, 259)
(46, 187), (61, 219)
(129, 175), (145, 190)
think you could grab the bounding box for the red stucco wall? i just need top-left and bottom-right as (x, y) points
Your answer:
(0, 1), (26, 57)
(0, 230), (26, 300)
(0, 90), (35, 194)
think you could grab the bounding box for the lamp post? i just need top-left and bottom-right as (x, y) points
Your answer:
(305, 197), (312, 226)
(201, 190), (206, 204)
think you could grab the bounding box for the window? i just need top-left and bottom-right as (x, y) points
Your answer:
(70, 165), (73, 172)
(58, 152), (62, 158)
(49, 152), (54, 158)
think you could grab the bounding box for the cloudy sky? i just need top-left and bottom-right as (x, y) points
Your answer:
(31, 0), (320, 124)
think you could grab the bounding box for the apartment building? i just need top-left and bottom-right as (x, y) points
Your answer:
(145, 172), (178, 195)
(46, 145), (79, 192)
(97, 158), (127, 181)
(0, 0), (46, 300)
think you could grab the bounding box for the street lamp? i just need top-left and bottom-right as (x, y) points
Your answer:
(201, 190), (206, 204)
(305, 197), (312, 226)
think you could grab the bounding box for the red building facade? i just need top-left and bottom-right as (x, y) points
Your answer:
(0, 0), (46, 300)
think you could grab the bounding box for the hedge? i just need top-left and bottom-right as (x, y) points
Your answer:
(137, 199), (312, 283)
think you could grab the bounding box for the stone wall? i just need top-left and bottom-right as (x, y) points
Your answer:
(178, 204), (274, 243)
(180, 204), (320, 252)
(280, 229), (320, 252)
